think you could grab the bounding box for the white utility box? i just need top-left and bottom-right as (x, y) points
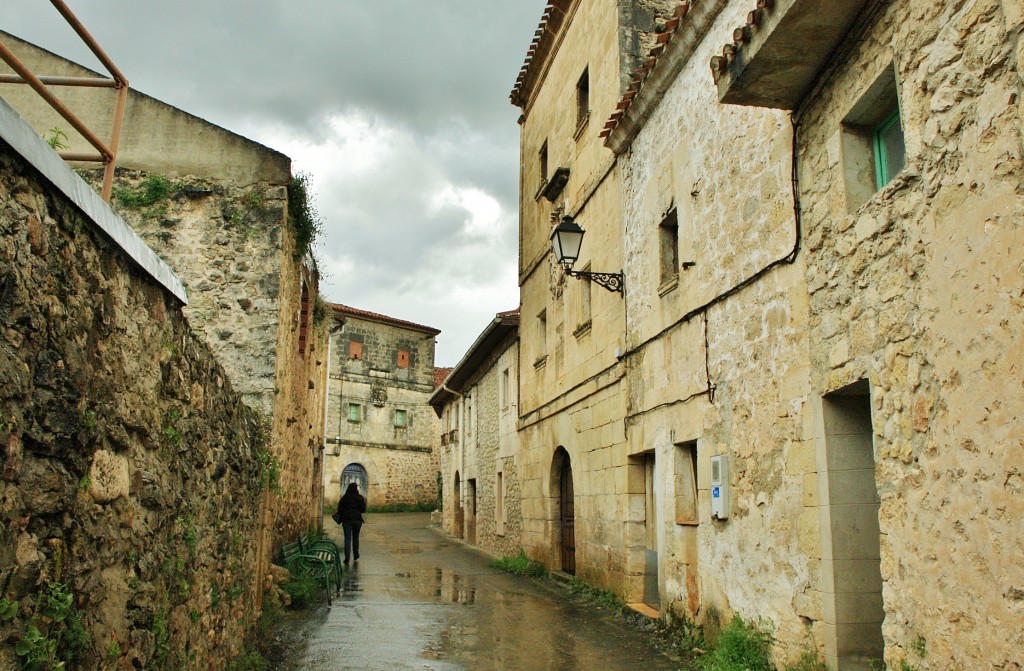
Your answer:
(710, 454), (730, 520)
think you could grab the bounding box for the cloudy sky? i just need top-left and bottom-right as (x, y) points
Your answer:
(5, 0), (548, 365)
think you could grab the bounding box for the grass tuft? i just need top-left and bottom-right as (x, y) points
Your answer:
(490, 550), (547, 578)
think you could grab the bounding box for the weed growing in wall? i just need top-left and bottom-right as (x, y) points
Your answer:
(566, 576), (624, 610)
(287, 173), (322, 259)
(692, 615), (773, 671)
(11, 581), (89, 671)
(489, 550), (547, 579)
(115, 175), (178, 209)
(44, 127), (69, 151)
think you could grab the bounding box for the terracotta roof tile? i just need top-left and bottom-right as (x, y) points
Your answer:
(510, 0), (573, 108)
(710, 1), (774, 84)
(434, 367), (453, 389)
(329, 302), (441, 336)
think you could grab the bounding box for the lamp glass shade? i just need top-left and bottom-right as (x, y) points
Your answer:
(551, 216), (585, 265)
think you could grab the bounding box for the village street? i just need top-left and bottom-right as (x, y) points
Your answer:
(269, 513), (679, 671)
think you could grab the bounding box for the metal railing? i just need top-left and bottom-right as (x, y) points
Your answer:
(0, 0), (129, 201)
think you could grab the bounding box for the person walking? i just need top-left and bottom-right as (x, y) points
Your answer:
(335, 482), (367, 564)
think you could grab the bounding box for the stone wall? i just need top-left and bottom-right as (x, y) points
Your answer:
(600, 0), (1024, 668)
(0, 139), (267, 670)
(99, 168), (328, 563)
(796, 1), (1024, 668)
(0, 34), (328, 557)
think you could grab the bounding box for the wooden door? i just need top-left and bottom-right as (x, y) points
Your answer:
(560, 458), (576, 575)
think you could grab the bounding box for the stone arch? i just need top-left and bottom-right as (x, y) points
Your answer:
(549, 447), (575, 575)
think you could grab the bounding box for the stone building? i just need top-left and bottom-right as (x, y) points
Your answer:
(0, 32), (329, 600)
(0, 90), (272, 669)
(510, 0), (682, 586)
(322, 303), (441, 508)
(507, 1), (1024, 669)
(429, 310), (520, 556)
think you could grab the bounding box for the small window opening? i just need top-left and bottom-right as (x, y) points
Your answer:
(659, 208), (680, 289)
(394, 409), (407, 428)
(347, 403), (362, 423)
(575, 68), (590, 136)
(539, 141), (549, 187)
(675, 440), (699, 524)
(841, 65), (905, 211)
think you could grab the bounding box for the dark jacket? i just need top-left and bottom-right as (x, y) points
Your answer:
(337, 490), (366, 524)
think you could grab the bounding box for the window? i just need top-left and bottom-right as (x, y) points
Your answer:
(841, 65), (905, 211)
(675, 440), (699, 524)
(348, 340), (363, 360)
(347, 403), (362, 423)
(396, 349), (410, 369)
(466, 394), (474, 435)
(539, 140), (548, 187)
(394, 409), (407, 428)
(535, 309), (548, 367)
(575, 68), (590, 137)
(501, 368), (510, 410)
(659, 208), (680, 290)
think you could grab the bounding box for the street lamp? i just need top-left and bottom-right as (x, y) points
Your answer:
(550, 215), (624, 294)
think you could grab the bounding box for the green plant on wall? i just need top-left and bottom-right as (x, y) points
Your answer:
(287, 172), (323, 259)
(44, 127), (69, 151)
(12, 581), (86, 671)
(252, 412), (280, 493)
(115, 175), (178, 209)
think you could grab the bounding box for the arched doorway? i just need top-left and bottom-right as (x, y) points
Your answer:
(453, 472), (464, 538)
(553, 448), (575, 575)
(341, 463), (368, 499)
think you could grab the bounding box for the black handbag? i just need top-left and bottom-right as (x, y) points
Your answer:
(332, 511), (343, 524)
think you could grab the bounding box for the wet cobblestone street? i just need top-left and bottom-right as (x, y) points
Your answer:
(270, 513), (679, 671)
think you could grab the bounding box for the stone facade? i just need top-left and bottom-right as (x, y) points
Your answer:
(1, 32), (329, 615)
(323, 304), (441, 508)
(511, 0), (682, 589)
(504, 0), (1024, 669)
(0, 117), (266, 670)
(430, 312), (521, 557)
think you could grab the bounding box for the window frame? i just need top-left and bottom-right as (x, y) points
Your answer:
(872, 108), (905, 189)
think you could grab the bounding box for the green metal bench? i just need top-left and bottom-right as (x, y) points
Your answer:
(281, 540), (335, 605)
(298, 532), (343, 587)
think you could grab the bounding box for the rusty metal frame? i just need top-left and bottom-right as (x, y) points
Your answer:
(0, 0), (129, 201)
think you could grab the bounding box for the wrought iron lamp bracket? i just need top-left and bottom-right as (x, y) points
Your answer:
(563, 265), (624, 294)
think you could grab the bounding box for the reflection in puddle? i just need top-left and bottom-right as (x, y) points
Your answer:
(433, 567), (476, 604)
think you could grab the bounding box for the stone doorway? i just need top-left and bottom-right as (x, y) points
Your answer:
(341, 463), (368, 498)
(453, 472), (464, 538)
(819, 381), (884, 671)
(554, 448), (576, 575)
(642, 452), (660, 611)
(466, 479), (477, 544)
